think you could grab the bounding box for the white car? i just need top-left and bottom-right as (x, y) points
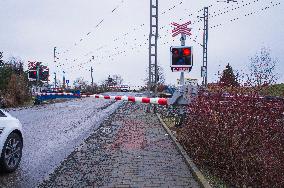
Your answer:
(0, 109), (23, 172)
(120, 85), (130, 92)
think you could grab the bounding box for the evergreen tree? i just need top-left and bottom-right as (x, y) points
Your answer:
(219, 63), (239, 87)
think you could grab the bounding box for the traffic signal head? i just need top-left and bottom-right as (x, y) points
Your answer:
(40, 71), (49, 81)
(171, 46), (193, 68)
(28, 70), (37, 79)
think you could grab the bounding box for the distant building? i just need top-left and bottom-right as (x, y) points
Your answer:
(177, 78), (198, 86)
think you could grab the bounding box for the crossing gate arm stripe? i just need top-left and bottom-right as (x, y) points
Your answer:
(128, 96), (136, 102)
(94, 95), (103, 98)
(104, 96), (111, 99)
(110, 96), (116, 100)
(135, 97), (143, 103)
(150, 98), (159, 104)
(142, 98), (150, 103)
(121, 96), (128, 101)
(115, 96), (122, 100)
(158, 98), (168, 105)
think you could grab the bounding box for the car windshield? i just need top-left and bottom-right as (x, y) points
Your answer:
(0, 109), (7, 117)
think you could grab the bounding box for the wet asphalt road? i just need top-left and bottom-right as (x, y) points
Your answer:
(0, 97), (123, 188)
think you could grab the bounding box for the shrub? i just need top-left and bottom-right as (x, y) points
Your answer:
(260, 84), (284, 97)
(3, 73), (31, 107)
(178, 91), (284, 187)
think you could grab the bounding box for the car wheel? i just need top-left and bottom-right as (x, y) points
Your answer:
(0, 132), (23, 173)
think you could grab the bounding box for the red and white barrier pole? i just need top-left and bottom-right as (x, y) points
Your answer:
(92, 94), (168, 106)
(35, 93), (168, 106)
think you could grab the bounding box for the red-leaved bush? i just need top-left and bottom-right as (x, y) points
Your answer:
(178, 91), (284, 187)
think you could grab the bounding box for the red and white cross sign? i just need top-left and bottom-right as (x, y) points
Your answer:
(171, 21), (192, 37)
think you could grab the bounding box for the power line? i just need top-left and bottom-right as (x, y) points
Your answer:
(182, 0), (281, 47)
(62, 2), (229, 71)
(208, 1), (281, 30)
(56, 0), (186, 69)
(55, 0), (125, 69)
(59, 0), (281, 77)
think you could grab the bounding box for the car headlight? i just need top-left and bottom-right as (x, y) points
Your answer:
(0, 128), (4, 135)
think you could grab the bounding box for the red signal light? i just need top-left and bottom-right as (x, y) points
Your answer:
(172, 49), (179, 55)
(33, 71), (36, 75)
(183, 48), (191, 56)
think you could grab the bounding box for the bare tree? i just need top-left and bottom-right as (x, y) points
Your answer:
(247, 47), (279, 86)
(100, 75), (124, 87)
(144, 65), (165, 85)
(73, 77), (89, 90)
(113, 74), (124, 85)
(234, 69), (246, 86)
(6, 56), (24, 73)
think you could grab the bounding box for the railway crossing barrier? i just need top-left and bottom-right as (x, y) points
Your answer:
(34, 92), (80, 104)
(91, 94), (168, 106)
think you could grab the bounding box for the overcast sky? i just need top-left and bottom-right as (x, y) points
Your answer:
(0, 0), (283, 86)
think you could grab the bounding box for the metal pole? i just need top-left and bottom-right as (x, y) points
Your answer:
(47, 69), (49, 86)
(154, 0), (159, 96)
(91, 67), (94, 86)
(63, 71), (66, 89)
(36, 63), (39, 92)
(202, 7), (209, 87)
(53, 47), (57, 90)
(148, 0), (152, 93)
(148, 0), (158, 96)
(54, 72), (57, 89)
(179, 33), (186, 86)
(54, 47), (57, 63)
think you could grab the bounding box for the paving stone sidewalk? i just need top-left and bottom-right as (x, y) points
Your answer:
(38, 103), (199, 188)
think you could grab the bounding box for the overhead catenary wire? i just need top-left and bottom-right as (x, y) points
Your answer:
(59, 0), (193, 71)
(178, 0), (281, 47)
(207, 1), (281, 30)
(113, 1), (279, 63)
(55, 0), (125, 69)
(57, 0), (281, 78)
(57, 0), (183, 59)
